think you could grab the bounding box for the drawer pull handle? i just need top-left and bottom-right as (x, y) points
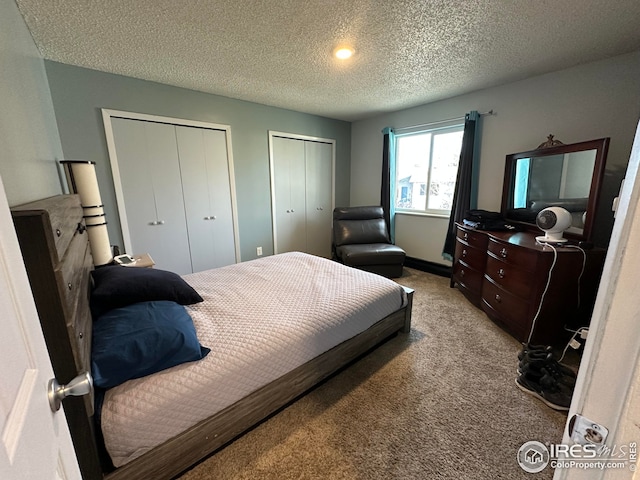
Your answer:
(460, 269), (465, 277)
(79, 332), (84, 339)
(500, 248), (508, 258)
(495, 294), (502, 303)
(498, 268), (505, 279)
(462, 249), (467, 257)
(463, 233), (468, 241)
(67, 283), (72, 291)
(56, 228), (62, 237)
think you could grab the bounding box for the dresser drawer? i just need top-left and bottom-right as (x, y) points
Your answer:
(456, 226), (488, 249)
(484, 255), (534, 300)
(481, 300), (528, 342)
(453, 260), (484, 295)
(481, 277), (530, 332)
(487, 238), (538, 271)
(455, 239), (486, 271)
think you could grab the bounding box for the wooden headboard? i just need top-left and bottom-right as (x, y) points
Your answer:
(11, 194), (104, 479)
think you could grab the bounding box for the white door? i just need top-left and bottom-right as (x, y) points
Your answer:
(304, 141), (333, 258)
(110, 118), (192, 275)
(555, 122), (640, 480)
(272, 136), (307, 253)
(271, 133), (335, 256)
(176, 126), (237, 272)
(0, 180), (81, 480)
(105, 111), (240, 274)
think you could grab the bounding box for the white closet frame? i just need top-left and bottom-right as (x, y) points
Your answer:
(102, 109), (241, 263)
(268, 130), (336, 255)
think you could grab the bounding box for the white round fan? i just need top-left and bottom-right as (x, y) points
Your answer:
(535, 206), (572, 244)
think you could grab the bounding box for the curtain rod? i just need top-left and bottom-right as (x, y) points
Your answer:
(393, 109), (495, 133)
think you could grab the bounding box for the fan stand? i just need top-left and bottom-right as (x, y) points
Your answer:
(536, 232), (568, 244)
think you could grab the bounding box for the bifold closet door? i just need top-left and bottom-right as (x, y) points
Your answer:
(304, 141), (332, 257)
(272, 136), (333, 257)
(110, 118), (192, 274)
(176, 126), (236, 272)
(272, 137), (307, 253)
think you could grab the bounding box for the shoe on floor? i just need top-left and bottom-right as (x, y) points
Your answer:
(518, 343), (552, 361)
(518, 352), (577, 387)
(516, 368), (573, 411)
(519, 351), (577, 375)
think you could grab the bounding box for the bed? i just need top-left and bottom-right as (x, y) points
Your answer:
(11, 194), (413, 480)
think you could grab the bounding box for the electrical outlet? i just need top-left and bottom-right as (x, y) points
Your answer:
(256, 246), (263, 256)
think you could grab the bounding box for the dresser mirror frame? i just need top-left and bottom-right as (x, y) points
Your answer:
(500, 137), (610, 243)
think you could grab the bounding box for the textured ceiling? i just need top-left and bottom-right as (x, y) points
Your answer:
(15, 0), (640, 121)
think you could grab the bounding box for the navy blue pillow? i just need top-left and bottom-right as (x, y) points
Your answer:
(91, 301), (210, 388)
(90, 265), (203, 317)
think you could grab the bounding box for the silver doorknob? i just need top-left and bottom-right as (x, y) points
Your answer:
(48, 372), (93, 412)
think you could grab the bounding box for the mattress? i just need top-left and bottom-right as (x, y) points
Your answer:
(100, 252), (407, 466)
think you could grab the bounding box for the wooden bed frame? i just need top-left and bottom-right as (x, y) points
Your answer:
(12, 194), (414, 480)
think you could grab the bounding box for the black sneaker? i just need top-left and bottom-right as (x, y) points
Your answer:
(518, 352), (577, 387)
(518, 343), (552, 361)
(516, 368), (573, 411)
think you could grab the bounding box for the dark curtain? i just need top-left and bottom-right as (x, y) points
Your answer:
(380, 127), (396, 242)
(442, 111), (480, 261)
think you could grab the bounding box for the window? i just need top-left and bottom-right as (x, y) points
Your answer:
(395, 124), (464, 215)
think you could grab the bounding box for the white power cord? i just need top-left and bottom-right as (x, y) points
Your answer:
(527, 241), (589, 345)
(563, 245), (587, 309)
(527, 242), (558, 344)
(559, 327), (589, 363)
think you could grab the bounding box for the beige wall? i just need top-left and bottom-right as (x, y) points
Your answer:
(351, 51), (640, 264)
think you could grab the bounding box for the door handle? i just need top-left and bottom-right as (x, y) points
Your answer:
(48, 371), (93, 413)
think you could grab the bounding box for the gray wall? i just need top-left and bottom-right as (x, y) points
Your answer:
(44, 62), (351, 261)
(0, 0), (64, 206)
(351, 51), (640, 263)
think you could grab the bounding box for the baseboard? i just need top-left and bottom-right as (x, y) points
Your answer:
(404, 257), (452, 278)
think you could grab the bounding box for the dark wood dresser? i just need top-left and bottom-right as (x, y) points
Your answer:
(451, 223), (605, 345)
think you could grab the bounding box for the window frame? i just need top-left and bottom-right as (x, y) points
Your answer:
(394, 122), (464, 216)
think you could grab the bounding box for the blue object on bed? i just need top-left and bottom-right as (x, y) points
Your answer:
(91, 301), (210, 388)
(90, 265), (203, 317)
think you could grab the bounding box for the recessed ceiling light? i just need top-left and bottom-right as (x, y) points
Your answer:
(334, 47), (354, 60)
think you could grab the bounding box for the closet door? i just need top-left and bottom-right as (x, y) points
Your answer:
(111, 118), (192, 274)
(272, 137), (306, 253)
(176, 126), (236, 272)
(304, 141), (333, 257)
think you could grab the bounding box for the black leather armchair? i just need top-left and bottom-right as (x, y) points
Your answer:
(332, 206), (406, 278)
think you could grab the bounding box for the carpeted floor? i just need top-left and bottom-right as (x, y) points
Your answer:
(177, 267), (567, 479)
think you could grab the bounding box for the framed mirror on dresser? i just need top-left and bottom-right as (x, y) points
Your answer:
(451, 136), (609, 346)
(501, 135), (610, 244)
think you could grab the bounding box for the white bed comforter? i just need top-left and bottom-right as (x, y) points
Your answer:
(100, 252), (407, 466)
